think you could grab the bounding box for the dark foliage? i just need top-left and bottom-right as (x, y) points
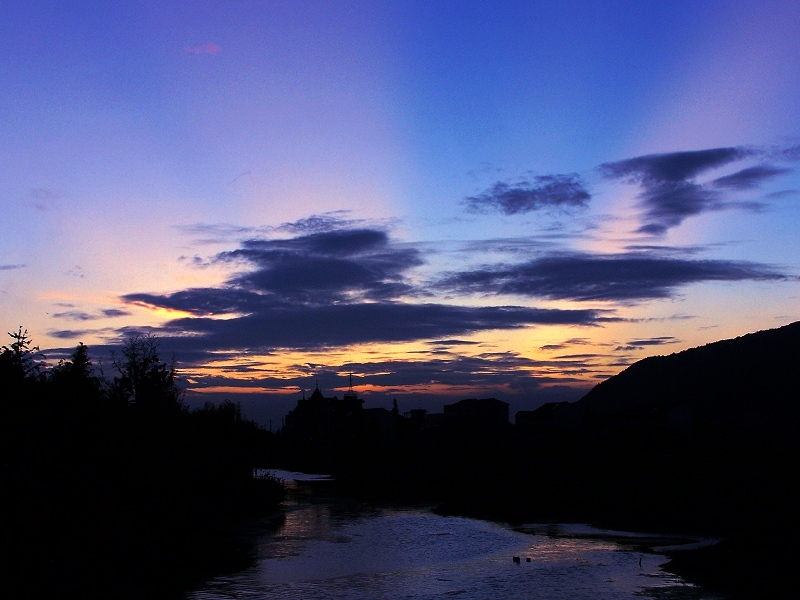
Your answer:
(0, 332), (284, 597)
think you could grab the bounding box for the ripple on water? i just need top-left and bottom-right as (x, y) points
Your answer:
(189, 505), (726, 600)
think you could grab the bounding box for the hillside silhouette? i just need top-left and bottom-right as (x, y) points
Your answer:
(569, 321), (800, 598)
(576, 320), (800, 429)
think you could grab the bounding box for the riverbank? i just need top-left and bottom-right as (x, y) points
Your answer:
(3, 501), (288, 599)
(660, 529), (798, 600)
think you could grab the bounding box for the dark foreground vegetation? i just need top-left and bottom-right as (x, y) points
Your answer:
(0, 329), (284, 597)
(277, 321), (800, 599)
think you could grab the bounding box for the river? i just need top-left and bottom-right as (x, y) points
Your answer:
(188, 471), (725, 599)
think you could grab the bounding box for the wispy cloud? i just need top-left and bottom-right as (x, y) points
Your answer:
(48, 328), (115, 340)
(176, 223), (263, 245)
(52, 311), (95, 321)
(29, 187), (61, 211)
(765, 189), (799, 200)
(601, 148), (749, 182)
(540, 338), (593, 351)
(176, 212), (380, 246)
(0, 264), (26, 271)
(712, 165), (791, 190)
(276, 211), (370, 234)
(426, 339), (481, 347)
(183, 42), (221, 55)
(782, 145), (800, 161)
(465, 174), (590, 215)
(52, 308), (131, 321)
(614, 336), (681, 352)
(599, 147), (753, 235)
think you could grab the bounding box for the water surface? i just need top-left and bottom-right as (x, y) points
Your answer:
(190, 478), (723, 599)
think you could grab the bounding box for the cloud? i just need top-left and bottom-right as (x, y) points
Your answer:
(437, 251), (789, 302)
(539, 338), (593, 351)
(183, 42), (221, 55)
(713, 165), (792, 190)
(120, 221), (793, 358)
(175, 212), (376, 246)
(291, 351), (605, 399)
(123, 226), (604, 353)
(145, 303), (603, 352)
(765, 189), (799, 200)
(598, 147), (779, 235)
(600, 148), (749, 182)
(0, 264), (26, 271)
(52, 311), (96, 321)
(52, 308), (132, 321)
(29, 187), (61, 211)
(176, 223), (262, 245)
(426, 339), (481, 347)
(459, 237), (562, 256)
(337, 353), (557, 390)
(216, 228), (424, 303)
(66, 266), (85, 279)
(614, 336), (680, 351)
(782, 145), (800, 161)
(465, 174), (590, 215)
(276, 211), (370, 234)
(48, 329), (97, 339)
(125, 288), (270, 316)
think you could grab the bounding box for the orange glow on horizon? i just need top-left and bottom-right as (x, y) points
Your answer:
(187, 385), (300, 395)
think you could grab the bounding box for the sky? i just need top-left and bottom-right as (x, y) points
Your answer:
(2, 0), (799, 425)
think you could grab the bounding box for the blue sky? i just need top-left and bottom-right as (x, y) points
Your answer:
(2, 1), (799, 424)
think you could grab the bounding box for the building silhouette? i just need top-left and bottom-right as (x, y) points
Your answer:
(283, 383), (513, 443)
(284, 377), (363, 441)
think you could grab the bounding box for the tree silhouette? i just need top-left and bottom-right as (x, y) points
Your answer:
(110, 333), (182, 413)
(50, 342), (102, 404)
(0, 326), (42, 383)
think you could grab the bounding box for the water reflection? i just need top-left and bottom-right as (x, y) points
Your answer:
(189, 485), (725, 600)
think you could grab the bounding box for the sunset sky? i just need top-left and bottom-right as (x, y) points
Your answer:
(2, 1), (799, 424)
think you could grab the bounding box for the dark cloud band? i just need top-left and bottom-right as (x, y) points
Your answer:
(437, 252), (789, 302)
(146, 302), (603, 352)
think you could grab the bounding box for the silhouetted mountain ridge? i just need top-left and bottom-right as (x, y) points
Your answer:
(575, 321), (800, 428)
